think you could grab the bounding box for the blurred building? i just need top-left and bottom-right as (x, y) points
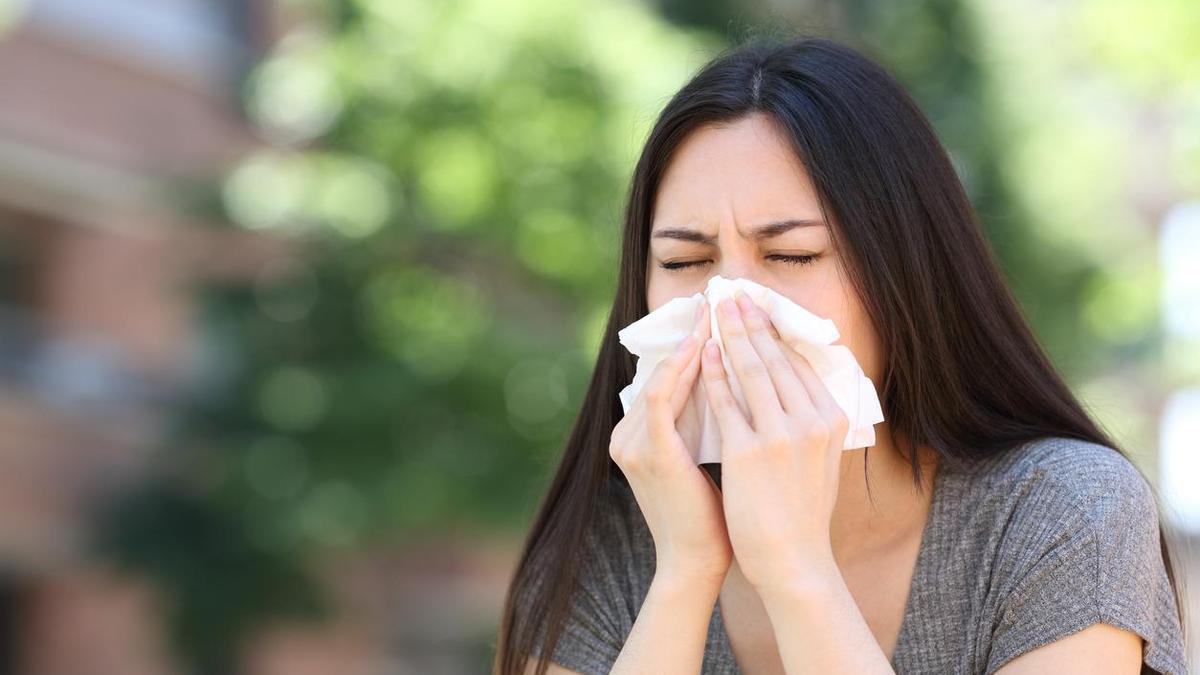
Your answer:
(0, 1), (288, 672)
(0, 2), (507, 672)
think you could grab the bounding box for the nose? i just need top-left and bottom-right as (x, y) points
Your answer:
(713, 248), (767, 287)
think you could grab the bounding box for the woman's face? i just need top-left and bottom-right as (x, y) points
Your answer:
(646, 112), (882, 385)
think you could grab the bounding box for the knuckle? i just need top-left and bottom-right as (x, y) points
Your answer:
(764, 434), (792, 454)
(648, 358), (675, 383)
(783, 348), (808, 369)
(742, 311), (767, 332)
(765, 353), (790, 373)
(803, 422), (831, 444)
(702, 361), (726, 381)
(713, 389), (737, 411)
(740, 359), (770, 381)
(621, 450), (644, 471)
(644, 385), (668, 407)
(665, 346), (688, 368)
(608, 431), (629, 460)
(723, 445), (748, 465)
(608, 439), (624, 462)
(612, 416), (627, 437)
(721, 314), (745, 337)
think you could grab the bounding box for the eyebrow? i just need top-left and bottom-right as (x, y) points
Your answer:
(651, 219), (826, 245)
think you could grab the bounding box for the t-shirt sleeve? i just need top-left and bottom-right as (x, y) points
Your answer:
(527, 485), (647, 674)
(983, 456), (1188, 675)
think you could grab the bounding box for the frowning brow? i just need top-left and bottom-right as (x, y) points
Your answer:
(651, 219), (826, 245)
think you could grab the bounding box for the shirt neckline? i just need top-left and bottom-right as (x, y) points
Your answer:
(709, 457), (954, 673)
(888, 456), (954, 667)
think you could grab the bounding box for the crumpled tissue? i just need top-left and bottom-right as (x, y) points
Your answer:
(617, 275), (884, 463)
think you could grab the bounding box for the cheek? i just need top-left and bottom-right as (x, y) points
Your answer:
(788, 279), (882, 383)
(645, 267), (703, 312)
(645, 269), (669, 311)
(834, 311), (882, 385)
(834, 306), (882, 386)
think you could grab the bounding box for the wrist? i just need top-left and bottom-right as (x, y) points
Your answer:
(754, 555), (842, 613)
(653, 564), (728, 595)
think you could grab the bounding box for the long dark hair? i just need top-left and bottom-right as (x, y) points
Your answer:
(492, 35), (1188, 674)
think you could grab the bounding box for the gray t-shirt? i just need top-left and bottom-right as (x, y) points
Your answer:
(529, 435), (1189, 674)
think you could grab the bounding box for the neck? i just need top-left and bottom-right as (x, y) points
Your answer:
(829, 422), (939, 564)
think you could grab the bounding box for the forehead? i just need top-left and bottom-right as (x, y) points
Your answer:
(651, 113), (822, 231)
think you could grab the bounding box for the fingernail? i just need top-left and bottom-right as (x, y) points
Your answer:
(703, 338), (720, 360)
(735, 291), (754, 314)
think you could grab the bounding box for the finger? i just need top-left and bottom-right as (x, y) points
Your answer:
(669, 302), (711, 413)
(780, 347), (850, 439)
(714, 294), (785, 434)
(699, 336), (754, 450)
(643, 324), (701, 447)
(734, 292), (815, 415)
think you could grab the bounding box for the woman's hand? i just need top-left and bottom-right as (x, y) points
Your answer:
(700, 290), (848, 595)
(610, 301), (733, 587)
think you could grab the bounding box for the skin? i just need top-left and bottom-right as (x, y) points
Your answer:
(528, 112), (1143, 674)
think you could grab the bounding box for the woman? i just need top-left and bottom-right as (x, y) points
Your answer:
(493, 36), (1189, 675)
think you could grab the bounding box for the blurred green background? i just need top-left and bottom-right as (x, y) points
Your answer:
(0, 0), (1196, 673)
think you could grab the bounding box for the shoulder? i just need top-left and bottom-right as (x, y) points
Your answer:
(963, 436), (1187, 674)
(963, 435), (1164, 602)
(958, 435), (1155, 525)
(964, 434), (1145, 489)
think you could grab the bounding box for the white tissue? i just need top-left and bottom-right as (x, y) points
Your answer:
(617, 275), (884, 463)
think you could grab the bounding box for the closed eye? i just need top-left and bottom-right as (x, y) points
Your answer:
(658, 254), (821, 272)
